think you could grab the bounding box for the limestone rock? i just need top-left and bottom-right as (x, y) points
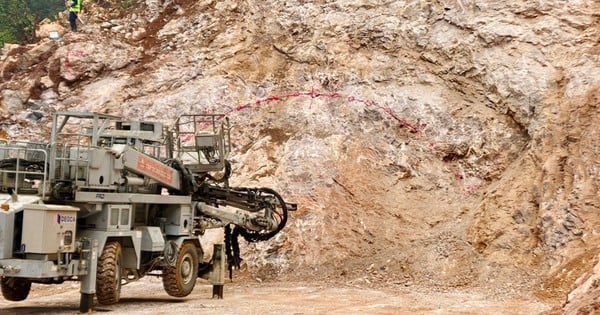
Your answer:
(0, 90), (25, 115)
(563, 254), (600, 314)
(36, 20), (66, 39)
(0, 0), (598, 305)
(48, 38), (142, 82)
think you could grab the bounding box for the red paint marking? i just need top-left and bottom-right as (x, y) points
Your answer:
(219, 89), (486, 194)
(235, 104), (251, 111)
(180, 133), (194, 145)
(462, 183), (480, 196)
(65, 53), (72, 69)
(64, 50), (85, 70)
(224, 89), (421, 133)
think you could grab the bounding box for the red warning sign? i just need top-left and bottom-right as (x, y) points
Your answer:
(137, 155), (173, 185)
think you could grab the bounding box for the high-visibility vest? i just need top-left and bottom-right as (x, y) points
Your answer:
(69, 0), (83, 13)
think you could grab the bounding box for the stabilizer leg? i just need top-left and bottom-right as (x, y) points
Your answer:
(198, 244), (226, 299)
(79, 293), (94, 313)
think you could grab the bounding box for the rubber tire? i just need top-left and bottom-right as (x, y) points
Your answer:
(163, 242), (199, 297)
(96, 241), (123, 305)
(0, 277), (31, 301)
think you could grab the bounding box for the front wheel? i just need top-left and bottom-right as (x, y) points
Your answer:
(163, 242), (199, 297)
(0, 277), (31, 301)
(96, 241), (123, 305)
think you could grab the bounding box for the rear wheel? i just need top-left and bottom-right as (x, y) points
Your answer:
(96, 241), (123, 305)
(0, 277), (31, 301)
(163, 242), (199, 297)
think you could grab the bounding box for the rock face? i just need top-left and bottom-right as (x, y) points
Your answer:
(35, 19), (66, 40)
(49, 39), (142, 83)
(1, 0), (599, 309)
(563, 254), (600, 314)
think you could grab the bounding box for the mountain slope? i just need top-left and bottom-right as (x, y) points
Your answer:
(1, 0), (599, 312)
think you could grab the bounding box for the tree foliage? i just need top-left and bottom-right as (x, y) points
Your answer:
(0, 0), (35, 46)
(26, 0), (65, 21)
(0, 0), (65, 47)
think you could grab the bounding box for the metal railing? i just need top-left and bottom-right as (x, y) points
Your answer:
(0, 144), (48, 199)
(173, 114), (231, 172)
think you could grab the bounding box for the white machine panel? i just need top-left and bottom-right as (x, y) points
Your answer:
(21, 204), (79, 254)
(0, 210), (15, 259)
(165, 204), (192, 236)
(137, 226), (165, 252)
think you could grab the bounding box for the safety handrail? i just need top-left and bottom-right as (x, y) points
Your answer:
(0, 145), (48, 199)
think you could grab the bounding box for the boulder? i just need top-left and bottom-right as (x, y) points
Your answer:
(36, 19), (67, 40)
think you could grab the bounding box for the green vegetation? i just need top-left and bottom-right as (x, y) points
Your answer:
(26, 0), (67, 21)
(0, 0), (65, 47)
(0, 0), (35, 46)
(119, 0), (135, 10)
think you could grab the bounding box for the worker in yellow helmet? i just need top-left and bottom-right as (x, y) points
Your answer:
(68, 0), (83, 32)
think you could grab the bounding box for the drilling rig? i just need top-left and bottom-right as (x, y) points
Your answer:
(0, 112), (295, 312)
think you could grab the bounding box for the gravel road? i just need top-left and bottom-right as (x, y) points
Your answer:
(0, 277), (551, 315)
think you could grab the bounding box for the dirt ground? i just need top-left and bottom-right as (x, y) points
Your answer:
(0, 277), (550, 315)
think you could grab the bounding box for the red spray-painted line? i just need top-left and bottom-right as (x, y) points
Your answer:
(219, 90), (482, 194)
(347, 96), (420, 133)
(64, 52), (72, 70)
(64, 50), (85, 71)
(225, 89), (420, 133)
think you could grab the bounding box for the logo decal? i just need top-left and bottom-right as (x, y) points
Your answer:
(56, 214), (77, 224)
(137, 155), (174, 184)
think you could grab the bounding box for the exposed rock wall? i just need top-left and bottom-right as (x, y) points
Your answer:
(1, 0), (599, 308)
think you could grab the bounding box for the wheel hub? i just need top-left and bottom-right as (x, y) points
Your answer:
(181, 254), (193, 283)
